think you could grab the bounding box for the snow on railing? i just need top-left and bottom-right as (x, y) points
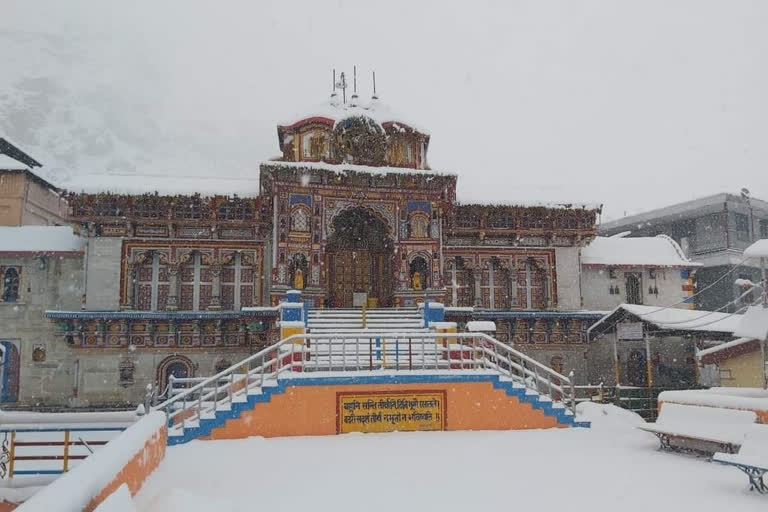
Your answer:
(152, 332), (577, 434)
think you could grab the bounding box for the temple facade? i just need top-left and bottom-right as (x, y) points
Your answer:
(32, 92), (614, 408)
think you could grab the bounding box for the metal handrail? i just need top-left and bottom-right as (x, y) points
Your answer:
(153, 331), (577, 428)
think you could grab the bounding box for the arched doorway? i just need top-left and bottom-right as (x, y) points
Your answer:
(327, 208), (394, 307)
(157, 355), (194, 396)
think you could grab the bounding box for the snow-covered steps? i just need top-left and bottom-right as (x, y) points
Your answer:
(307, 308), (424, 333)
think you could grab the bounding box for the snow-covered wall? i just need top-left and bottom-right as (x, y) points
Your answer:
(84, 237), (122, 310)
(18, 411), (167, 512)
(580, 266), (688, 311)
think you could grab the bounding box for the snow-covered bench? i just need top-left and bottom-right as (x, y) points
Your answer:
(637, 403), (757, 455)
(713, 424), (768, 494)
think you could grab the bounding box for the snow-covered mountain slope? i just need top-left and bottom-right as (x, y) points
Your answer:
(0, 28), (262, 191)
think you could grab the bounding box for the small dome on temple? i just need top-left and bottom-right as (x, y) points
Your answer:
(276, 95), (431, 169)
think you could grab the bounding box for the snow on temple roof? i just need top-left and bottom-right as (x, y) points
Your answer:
(0, 226), (84, 253)
(0, 153), (28, 170)
(281, 96), (429, 135)
(61, 173), (260, 197)
(456, 200), (601, 211)
(581, 235), (700, 267)
(744, 239), (768, 259)
(263, 160), (456, 177)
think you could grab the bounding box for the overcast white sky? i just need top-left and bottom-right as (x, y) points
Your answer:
(2, 1), (767, 220)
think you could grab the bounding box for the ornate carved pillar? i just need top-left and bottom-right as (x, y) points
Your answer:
(124, 264), (136, 310)
(167, 264), (180, 311)
(208, 264), (222, 310)
(472, 268), (483, 308)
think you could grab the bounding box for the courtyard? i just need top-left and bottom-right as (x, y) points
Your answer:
(133, 405), (763, 512)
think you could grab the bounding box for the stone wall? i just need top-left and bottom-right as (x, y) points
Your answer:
(553, 247), (581, 310)
(0, 253), (83, 405)
(84, 237), (122, 310)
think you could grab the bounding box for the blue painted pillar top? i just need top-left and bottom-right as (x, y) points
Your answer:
(424, 301), (446, 326)
(281, 290), (304, 323)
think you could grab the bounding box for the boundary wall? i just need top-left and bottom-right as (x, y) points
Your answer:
(17, 412), (167, 512)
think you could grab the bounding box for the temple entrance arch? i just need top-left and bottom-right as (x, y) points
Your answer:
(326, 207), (394, 307)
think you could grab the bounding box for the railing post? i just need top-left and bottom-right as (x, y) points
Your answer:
(198, 384), (203, 418)
(229, 372), (234, 405)
(8, 431), (15, 478)
(62, 430), (70, 473)
(214, 375), (219, 413)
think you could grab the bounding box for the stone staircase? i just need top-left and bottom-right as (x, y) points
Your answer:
(307, 308), (425, 333)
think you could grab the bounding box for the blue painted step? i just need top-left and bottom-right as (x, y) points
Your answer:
(167, 374), (590, 445)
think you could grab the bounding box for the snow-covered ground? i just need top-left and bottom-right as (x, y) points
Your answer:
(134, 403), (764, 512)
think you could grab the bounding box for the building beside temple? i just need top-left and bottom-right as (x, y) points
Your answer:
(600, 192), (768, 312)
(0, 138), (68, 227)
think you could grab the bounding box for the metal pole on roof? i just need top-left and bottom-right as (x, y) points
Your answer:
(645, 330), (653, 389)
(762, 257), (767, 389)
(612, 332), (620, 387)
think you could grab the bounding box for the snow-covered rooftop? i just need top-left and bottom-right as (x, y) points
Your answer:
(734, 305), (768, 341)
(456, 200), (602, 211)
(281, 95), (429, 135)
(697, 337), (756, 358)
(590, 303), (743, 336)
(61, 173), (260, 197)
(0, 153), (28, 170)
(263, 160), (456, 177)
(581, 234), (700, 267)
(744, 239), (768, 259)
(0, 226), (84, 253)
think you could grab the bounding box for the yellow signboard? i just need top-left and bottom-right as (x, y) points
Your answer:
(336, 391), (446, 434)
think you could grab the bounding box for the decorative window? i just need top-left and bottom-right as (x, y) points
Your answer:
(517, 259), (549, 310)
(119, 359), (135, 387)
(180, 252), (211, 311)
(135, 197), (167, 219)
(94, 196), (121, 217)
(409, 215), (429, 238)
(1, 267), (20, 303)
(456, 215), (480, 229)
(489, 213), (515, 229)
(221, 252), (256, 310)
(389, 139), (414, 166)
(133, 252), (169, 311)
(479, 258), (510, 309)
(290, 207), (310, 232)
(301, 131), (329, 160)
(719, 368), (732, 380)
(218, 199), (253, 221)
(522, 213), (545, 229)
(555, 215), (578, 229)
(173, 196), (208, 220)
